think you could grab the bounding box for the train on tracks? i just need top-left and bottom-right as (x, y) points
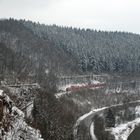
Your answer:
(66, 83), (106, 91)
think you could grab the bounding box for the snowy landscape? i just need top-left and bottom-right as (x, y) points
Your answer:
(1, 18), (140, 140)
(0, 1), (140, 139)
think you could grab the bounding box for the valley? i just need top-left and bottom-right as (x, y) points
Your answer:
(1, 18), (140, 140)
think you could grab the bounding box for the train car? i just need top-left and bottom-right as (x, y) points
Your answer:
(66, 83), (106, 92)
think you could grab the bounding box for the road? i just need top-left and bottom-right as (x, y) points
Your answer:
(73, 107), (107, 140)
(90, 122), (97, 140)
(73, 100), (140, 140)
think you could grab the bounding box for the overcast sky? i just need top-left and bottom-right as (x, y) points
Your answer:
(0, 0), (140, 34)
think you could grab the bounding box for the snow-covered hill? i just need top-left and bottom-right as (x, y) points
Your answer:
(0, 89), (43, 140)
(111, 105), (140, 140)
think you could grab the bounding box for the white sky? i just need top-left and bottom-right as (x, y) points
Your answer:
(0, 0), (140, 34)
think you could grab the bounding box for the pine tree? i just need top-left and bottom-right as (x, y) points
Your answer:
(105, 108), (115, 128)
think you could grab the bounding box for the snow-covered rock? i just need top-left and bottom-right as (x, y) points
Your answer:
(111, 118), (140, 140)
(4, 106), (43, 140)
(0, 90), (3, 96)
(0, 90), (43, 140)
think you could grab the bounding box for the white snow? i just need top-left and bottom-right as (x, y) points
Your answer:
(135, 105), (140, 117)
(0, 90), (43, 140)
(45, 69), (49, 74)
(73, 106), (107, 138)
(0, 89), (3, 96)
(58, 83), (85, 91)
(92, 107), (108, 112)
(73, 110), (93, 137)
(12, 106), (25, 118)
(110, 105), (140, 140)
(55, 91), (71, 98)
(56, 80), (102, 98)
(4, 106), (43, 140)
(90, 122), (97, 140)
(91, 80), (101, 84)
(111, 118), (140, 140)
(72, 98), (91, 106)
(58, 80), (101, 91)
(4, 94), (12, 104)
(74, 102), (140, 140)
(26, 102), (33, 118)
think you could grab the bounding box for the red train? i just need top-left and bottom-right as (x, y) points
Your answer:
(66, 83), (106, 91)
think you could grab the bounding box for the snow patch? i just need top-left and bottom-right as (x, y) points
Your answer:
(0, 89), (3, 96)
(90, 122), (97, 140)
(58, 80), (101, 91)
(73, 106), (107, 138)
(4, 106), (43, 140)
(111, 118), (140, 140)
(12, 106), (25, 118)
(135, 105), (140, 117)
(0, 89), (43, 140)
(56, 80), (102, 98)
(55, 91), (71, 98)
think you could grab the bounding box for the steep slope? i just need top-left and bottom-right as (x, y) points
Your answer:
(22, 20), (140, 73)
(1, 18), (140, 76)
(0, 19), (79, 75)
(0, 42), (35, 83)
(0, 89), (43, 140)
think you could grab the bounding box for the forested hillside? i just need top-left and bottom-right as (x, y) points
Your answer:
(1, 18), (140, 140)
(0, 42), (35, 82)
(1, 18), (140, 79)
(0, 19), (78, 79)
(22, 20), (140, 73)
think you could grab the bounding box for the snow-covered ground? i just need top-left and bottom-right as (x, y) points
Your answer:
(55, 91), (71, 98)
(110, 105), (140, 140)
(74, 102), (140, 140)
(72, 98), (91, 106)
(0, 89), (3, 96)
(0, 89), (43, 140)
(3, 106), (43, 140)
(111, 118), (140, 140)
(90, 122), (97, 140)
(73, 106), (107, 139)
(73, 110), (94, 138)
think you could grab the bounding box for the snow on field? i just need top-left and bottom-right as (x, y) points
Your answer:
(111, 118), (140, 140)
